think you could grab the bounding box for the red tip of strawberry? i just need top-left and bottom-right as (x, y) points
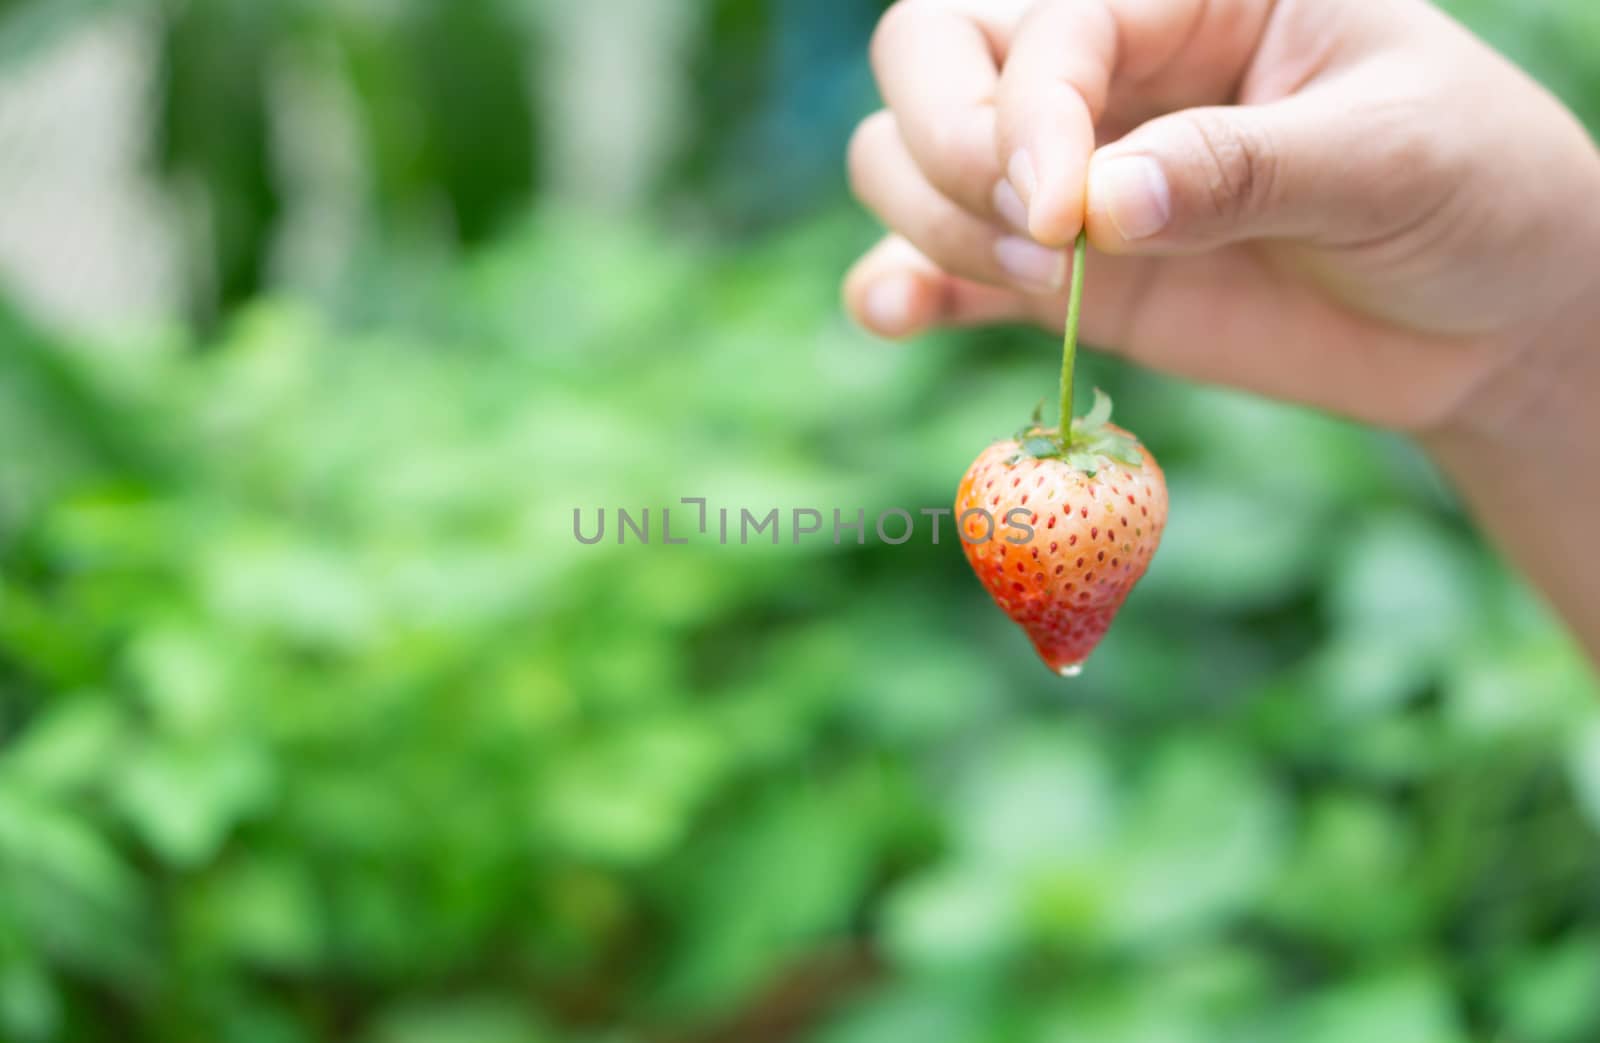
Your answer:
(955, 394), (1168, 676)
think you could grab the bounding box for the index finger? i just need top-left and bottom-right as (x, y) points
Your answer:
(870, 0), (1025, 219)
(996, 0), (1279, 246)
(995, 0), (1118, 245)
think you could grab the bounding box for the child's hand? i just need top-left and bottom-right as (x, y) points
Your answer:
(844, 0), (1600, 438)
(844, 0), (1600, 660)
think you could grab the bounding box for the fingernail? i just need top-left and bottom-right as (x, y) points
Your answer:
(992, 179), (1029, 232)
(864, 276), (917, 334)
(1008, 149), (1037, 204)
(1093, 156), (1171, 240)
(994, 236), (1066, 291)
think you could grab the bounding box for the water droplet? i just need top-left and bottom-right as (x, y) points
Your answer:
(1056, 662), (1084, 678)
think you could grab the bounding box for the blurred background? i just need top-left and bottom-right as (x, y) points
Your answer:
(1, 1), (1599, 1041)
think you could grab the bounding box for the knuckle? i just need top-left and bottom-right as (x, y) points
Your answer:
(921, 118), (973, 187)
(924, 215), (970, 264)
(1187, 112), (1277, 222)
(870, 1), (923, 75)
(919, 111), (996, 211)
(1363, 97), (1459, 220)
(846, 111), (895, 201)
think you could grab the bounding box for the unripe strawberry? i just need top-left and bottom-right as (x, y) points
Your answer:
(955, 392), (1168, 675)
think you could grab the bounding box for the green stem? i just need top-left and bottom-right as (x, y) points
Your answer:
(1058, 231), (1088, 449)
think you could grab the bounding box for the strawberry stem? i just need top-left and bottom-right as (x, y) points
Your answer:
(1058, 231), (1088, 449)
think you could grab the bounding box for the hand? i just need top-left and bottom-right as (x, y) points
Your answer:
(844, 0), (1600, 661)
(843, 0), (1600, 438)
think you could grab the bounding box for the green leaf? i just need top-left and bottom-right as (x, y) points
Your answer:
(1496, 935), (1600, 1043)
(0, 959), (60, 1043)
(1101, 437), (1144, 468)
(113, 739), (275, 867)
(1104, 740), (1285, 947)
(1020, 436), (1062, 459)
(197, 857), (324, 971)
(368, 996), (552, 1043)
(3, 698), (125, 793)
(1076, 387), (1114, 430)
(811, 982), (999, 1043)
(1569, 717), (1600, 832)
(1134, 478), (1324, 610)
(885, 866), (1018, 969)
(1279, 969), (1468, 1043)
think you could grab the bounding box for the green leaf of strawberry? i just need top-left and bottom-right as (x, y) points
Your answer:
(1073, 387), (1113, 433)
(1009, 388), (1148, 476)
(1021, 436), (1063, 459)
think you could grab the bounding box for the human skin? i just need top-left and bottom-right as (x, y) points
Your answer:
(842, 0), (1600, 662)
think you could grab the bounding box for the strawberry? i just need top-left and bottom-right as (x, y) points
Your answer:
(955, 391), (1167, 676)
(952, 234), (1167, 676)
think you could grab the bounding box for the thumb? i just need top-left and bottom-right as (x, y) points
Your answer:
(1086, 101), (1383, 254)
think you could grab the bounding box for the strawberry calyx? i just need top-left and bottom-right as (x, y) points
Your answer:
(1008, 388), (1144, 477)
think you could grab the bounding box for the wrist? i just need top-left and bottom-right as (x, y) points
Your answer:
(1421, 410), (1600, 666)
(1414, 271), (1600, 648)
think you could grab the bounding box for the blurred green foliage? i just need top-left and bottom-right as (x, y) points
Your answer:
(3, 212), (1598, 1042)
(1, 1), (1600, 1042)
